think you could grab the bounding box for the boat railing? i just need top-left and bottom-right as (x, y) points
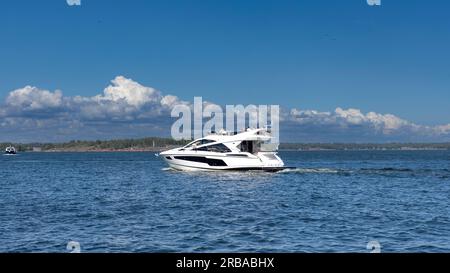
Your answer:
(207, 127), (272, 136)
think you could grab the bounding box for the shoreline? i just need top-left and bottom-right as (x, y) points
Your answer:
(3, 137), (450, 153)
(28, 147), (174, 153)
(20, 148), (450, 153)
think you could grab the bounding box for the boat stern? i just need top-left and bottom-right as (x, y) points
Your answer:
(258, 152), (285, 168)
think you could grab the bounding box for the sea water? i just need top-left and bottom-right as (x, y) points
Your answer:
(1, 151), (449, 252)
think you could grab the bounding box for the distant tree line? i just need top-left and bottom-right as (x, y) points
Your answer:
(0, 137), (190, 152)
(1, 139), (450, 152)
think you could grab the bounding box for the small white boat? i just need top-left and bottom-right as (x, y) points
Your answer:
(4, 146), (17, 155)
(160, 128), (286, 172)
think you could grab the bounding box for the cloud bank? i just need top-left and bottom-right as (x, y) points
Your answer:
(282, 108), (450, 142)
(1, 76), (449, 142)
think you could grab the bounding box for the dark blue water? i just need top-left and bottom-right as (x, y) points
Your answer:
(1, 151), (450, 253)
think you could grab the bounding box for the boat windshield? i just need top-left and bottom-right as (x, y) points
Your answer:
(184, 139), (215, 149)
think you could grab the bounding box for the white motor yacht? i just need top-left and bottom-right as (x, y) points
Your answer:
(4, 146), (17, 155)
(160, 128), (286, 172)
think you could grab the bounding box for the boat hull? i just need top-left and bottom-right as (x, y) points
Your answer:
(161, 153), (285, 172)
(165, 162), (288, 172)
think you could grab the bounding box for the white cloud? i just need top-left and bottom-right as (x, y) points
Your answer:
(6, 86), (63, 111)
(1, 76), (183, 120)
(96, 76), (162, 107)
(288, 107), (411, 133)
(161, 95), (182, 108)
(434, 124), (450, 135)
(365, 111), (409, 133)
(286, 106), (450, 141)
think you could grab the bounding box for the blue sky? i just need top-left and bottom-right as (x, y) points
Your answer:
(0, 0), (449, 142)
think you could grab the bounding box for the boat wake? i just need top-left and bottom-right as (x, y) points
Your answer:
(161, 165), (449, 180)
(278, 167), (343, 174)
(277, 166), (450, 179)
(360, 167), (414, 173)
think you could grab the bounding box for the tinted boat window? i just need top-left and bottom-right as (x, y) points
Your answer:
(239, 141), (254, 153)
